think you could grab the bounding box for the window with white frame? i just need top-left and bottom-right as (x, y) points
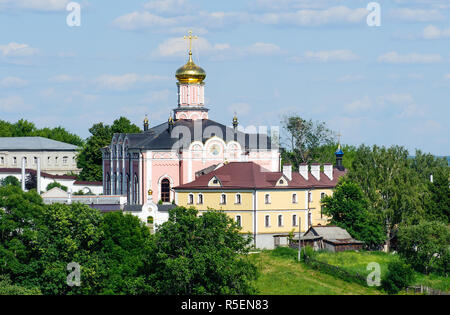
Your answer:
(235, 215), (242, 227)
(292, 193), (298, 204)
(308, 191), (312, 202)
(265, 193), (270, 204)
(188, 193), (194, 205)
(235, 193), (241, 204)
(278, 214), (283, 227)
(63, 156), (68, 165)
(265, 215), (270, 227)
(198, 193), (203, 204)
(220, 193), (226, 205)
(13, 157), (17, 165)
(0, 156), (4, 164)
(292, 214), (297, 226)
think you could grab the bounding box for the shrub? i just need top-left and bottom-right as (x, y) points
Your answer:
(382, 260), (415, 294)
(0, 176), (20, 187)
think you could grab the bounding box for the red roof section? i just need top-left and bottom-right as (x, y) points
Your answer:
(174, 162), (346, 190)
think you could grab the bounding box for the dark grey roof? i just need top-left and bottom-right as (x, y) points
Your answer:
(157, 204), (177, 212)
(119, 119), (274, 151)
(0, 137), (79, 151)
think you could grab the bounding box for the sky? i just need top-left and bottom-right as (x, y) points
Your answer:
(0, 0), (449, 156)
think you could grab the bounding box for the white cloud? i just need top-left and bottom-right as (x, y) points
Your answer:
(0, 76), (28, 88)
(143, 0), (192, 15)
(153, 37), (281, 60)
(49, 74), (83, 83)
(379, 93), (424, 118)
(94, 73), (169, 91)
(337, 74), (364, 82)
(378, 52), (443, 64)
(0, 95), (32, 112)
(228, 102), (252, 116)
(0, 0), (69, 12)
(421, 25), (450, 39)
(113, 5), (368, 32)
(445, 73), (450, 80)
(344, 96), (372, 113)
(290, 50), (358, 63)
(254, 6), (368, 26)
(0, 42), (37, 57)
(389, 8), (444, 22)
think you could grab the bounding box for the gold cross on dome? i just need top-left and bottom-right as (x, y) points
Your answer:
(184, 30), (198, 54)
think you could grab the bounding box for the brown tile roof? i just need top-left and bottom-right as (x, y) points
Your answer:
(174, 162), (346, 190)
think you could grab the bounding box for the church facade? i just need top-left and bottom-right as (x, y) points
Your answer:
(102, 36), (281, 208)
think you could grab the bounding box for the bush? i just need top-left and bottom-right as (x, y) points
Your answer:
(397, 221), (450, 275)
(271, 246), (297, 260)
(382, 261), (415, 294)
(46, 181), (68, 192)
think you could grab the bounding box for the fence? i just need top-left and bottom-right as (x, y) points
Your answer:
(406, 285), (449, 295)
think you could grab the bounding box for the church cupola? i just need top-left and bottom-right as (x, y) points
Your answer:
(232, 114), (238, 131)
(335, 133), (345, 171)
(174, 30), (208, 121)
(143, 115), (149, 131)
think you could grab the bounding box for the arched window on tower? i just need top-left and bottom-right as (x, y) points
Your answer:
(119, 173), (123, 195)
(133, 174), (139, 204)
(106, 173), (111, 195)
(112, 173), (117, 195)
(161, 178), (170, 203)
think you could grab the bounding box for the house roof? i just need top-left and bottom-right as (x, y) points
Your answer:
(304, 226), (363, 244)
(174, 161), (346, 190)
(0, 168), (77, 180)
(112, 119), (274, 151)
(0, 137), (79, 151)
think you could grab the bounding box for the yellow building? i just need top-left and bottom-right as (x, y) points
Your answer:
(174, 160), (346, 249)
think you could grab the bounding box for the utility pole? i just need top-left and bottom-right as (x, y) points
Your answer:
(298, 217), (301, 262)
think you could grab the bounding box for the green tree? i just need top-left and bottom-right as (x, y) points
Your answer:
(46, 181), (68, 192)
(97, 212), (153, 294)
(0, 275), (41, 295)
(322, 179), (385, 249)
(0, 186), (45, 283)
(281, 115), (334, 168)
(35, 126), (84, 147)
(145, 207), (258, 295)
(27, 203), (104, 294)
(0, 120), (13, 137)
(347, 145), (425, 251)
(77, 117), (141, 181)
(0, 175), (21, 187)
(397, 221), (449, 275)
(11, 119), (37, 137)
(425, 167), (449, 223)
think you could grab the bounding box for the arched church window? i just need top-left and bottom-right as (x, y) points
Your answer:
(106, 173), (111, 195)
(119, 173), (123, 195)
(161, 178), (170, 203)
(133, 174), (139, 204)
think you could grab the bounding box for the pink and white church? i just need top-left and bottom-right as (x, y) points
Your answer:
(102, 39), (281, 218)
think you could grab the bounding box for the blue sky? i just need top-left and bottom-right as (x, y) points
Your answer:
(0, 0), (449, 155)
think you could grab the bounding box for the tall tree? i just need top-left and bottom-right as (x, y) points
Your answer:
(347, 145), (425, 251)
(145, 207), (258, 295)
(281, 115), (334, 168)
(77, 117), (141, 182)
(322, 179), (385, 249)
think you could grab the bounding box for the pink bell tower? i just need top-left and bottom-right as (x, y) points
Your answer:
(174, 31), (208, 121)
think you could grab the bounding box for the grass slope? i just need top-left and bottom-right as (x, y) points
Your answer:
(315, 250), (449, 292)
(249, 249), (381, 295)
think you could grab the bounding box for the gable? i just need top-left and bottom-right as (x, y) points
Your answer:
(208, 176), (222, 187)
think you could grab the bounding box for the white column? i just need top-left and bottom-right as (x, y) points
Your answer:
(37, 157), (41, 194)
(21, 157), (26, 191)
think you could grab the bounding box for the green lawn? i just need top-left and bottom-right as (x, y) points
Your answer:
(248, 249), (382, 295)
(314, 250), (449, 292)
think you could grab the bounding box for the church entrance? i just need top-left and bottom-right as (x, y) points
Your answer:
(161, 178), (170, 203)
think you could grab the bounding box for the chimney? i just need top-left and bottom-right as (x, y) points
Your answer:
(282, 164), (292, 181)
(311, 163), (320, 181)
(299, 163), (308, 180)
(324, 163), (333, 180)
(36, 157), (41, 194)
(21, 157), (26, 191)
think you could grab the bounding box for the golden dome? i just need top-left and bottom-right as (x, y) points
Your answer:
(175, 52), (206, 84)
